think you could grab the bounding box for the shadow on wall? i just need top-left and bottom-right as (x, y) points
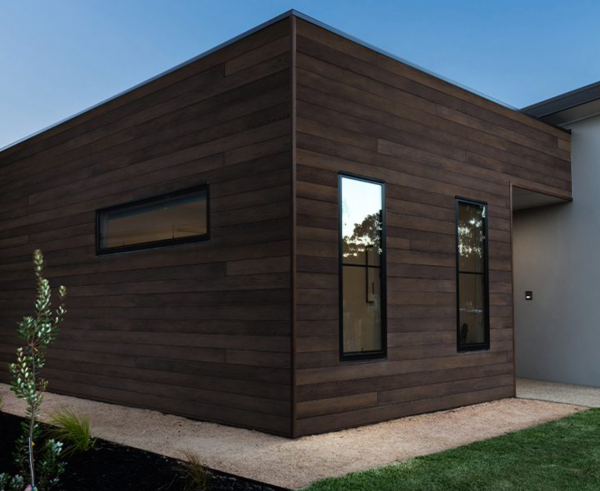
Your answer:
(512, 196), (600, 388)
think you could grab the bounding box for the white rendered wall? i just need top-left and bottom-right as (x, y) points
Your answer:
(513, 114), (600, 387)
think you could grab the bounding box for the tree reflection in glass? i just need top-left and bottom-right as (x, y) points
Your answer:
(340, 177), (385, 357)
(456, 200), (489, 349)
(458, 203), (485, 272)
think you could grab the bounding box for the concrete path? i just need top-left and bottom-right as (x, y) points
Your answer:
(0, 383), (583, 490)
(517, 378), (600, 407)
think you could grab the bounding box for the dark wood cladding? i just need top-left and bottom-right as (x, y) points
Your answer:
(0, 19), (293, 436)
(0, 13), (572, 438)
(292, 17), (571, 436)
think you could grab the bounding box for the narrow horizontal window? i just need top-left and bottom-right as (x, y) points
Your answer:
(456, 198), (490, 351)
(96, 185), (209, 254)
(340, 174), (386, 361)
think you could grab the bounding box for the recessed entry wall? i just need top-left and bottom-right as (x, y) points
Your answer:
(513, 115), (600, 387)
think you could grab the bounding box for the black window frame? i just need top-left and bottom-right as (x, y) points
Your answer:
(338, 172), (387, 362)
(455, 196), (490, 352)
(96, 184), (210, 255)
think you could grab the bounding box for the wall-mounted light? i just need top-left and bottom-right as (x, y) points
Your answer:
(525, 291), (533, 301)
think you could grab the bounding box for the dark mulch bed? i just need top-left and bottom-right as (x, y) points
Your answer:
(0, 413), (288, 491)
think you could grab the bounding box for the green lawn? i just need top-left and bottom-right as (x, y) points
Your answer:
(304, 409), (600, 491)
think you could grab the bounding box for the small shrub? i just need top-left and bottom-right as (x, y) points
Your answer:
(0, 474), (24, 491)
(179, 451), (209, 491)
(33, 438), (65, 490)
(48, 408), (96, 456)
(0, 249), (67, 491)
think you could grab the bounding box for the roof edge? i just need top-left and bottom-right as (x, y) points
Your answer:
(2, 9), (556, 154)
(290, 11), (518, 111)
(522, 79), (600, 124)
(0, 9), (296, 154)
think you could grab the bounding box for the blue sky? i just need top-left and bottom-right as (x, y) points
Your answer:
(1, 0), (599, 149)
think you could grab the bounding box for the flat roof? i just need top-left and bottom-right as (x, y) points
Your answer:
(522, 80), (600, 126)
(2, 10), (542, 154)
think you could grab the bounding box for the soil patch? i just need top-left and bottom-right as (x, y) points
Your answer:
(0, 413), (286, 491)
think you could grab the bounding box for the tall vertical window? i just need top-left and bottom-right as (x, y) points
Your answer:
(339, 174), (386, 360)
(456, 198), (490, 351)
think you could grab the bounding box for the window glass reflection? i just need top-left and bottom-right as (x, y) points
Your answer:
(341, 176), (385, 357)
(458, 272), (486, 345)
(458, 202), (485, 273)
(98, 187), (208, 253)
(456, 200), (489, 350)
(342, 178), (383, 266)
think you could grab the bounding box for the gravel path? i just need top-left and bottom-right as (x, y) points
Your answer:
(517, 378), (600, 407)
(0, 383), (583, 489)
